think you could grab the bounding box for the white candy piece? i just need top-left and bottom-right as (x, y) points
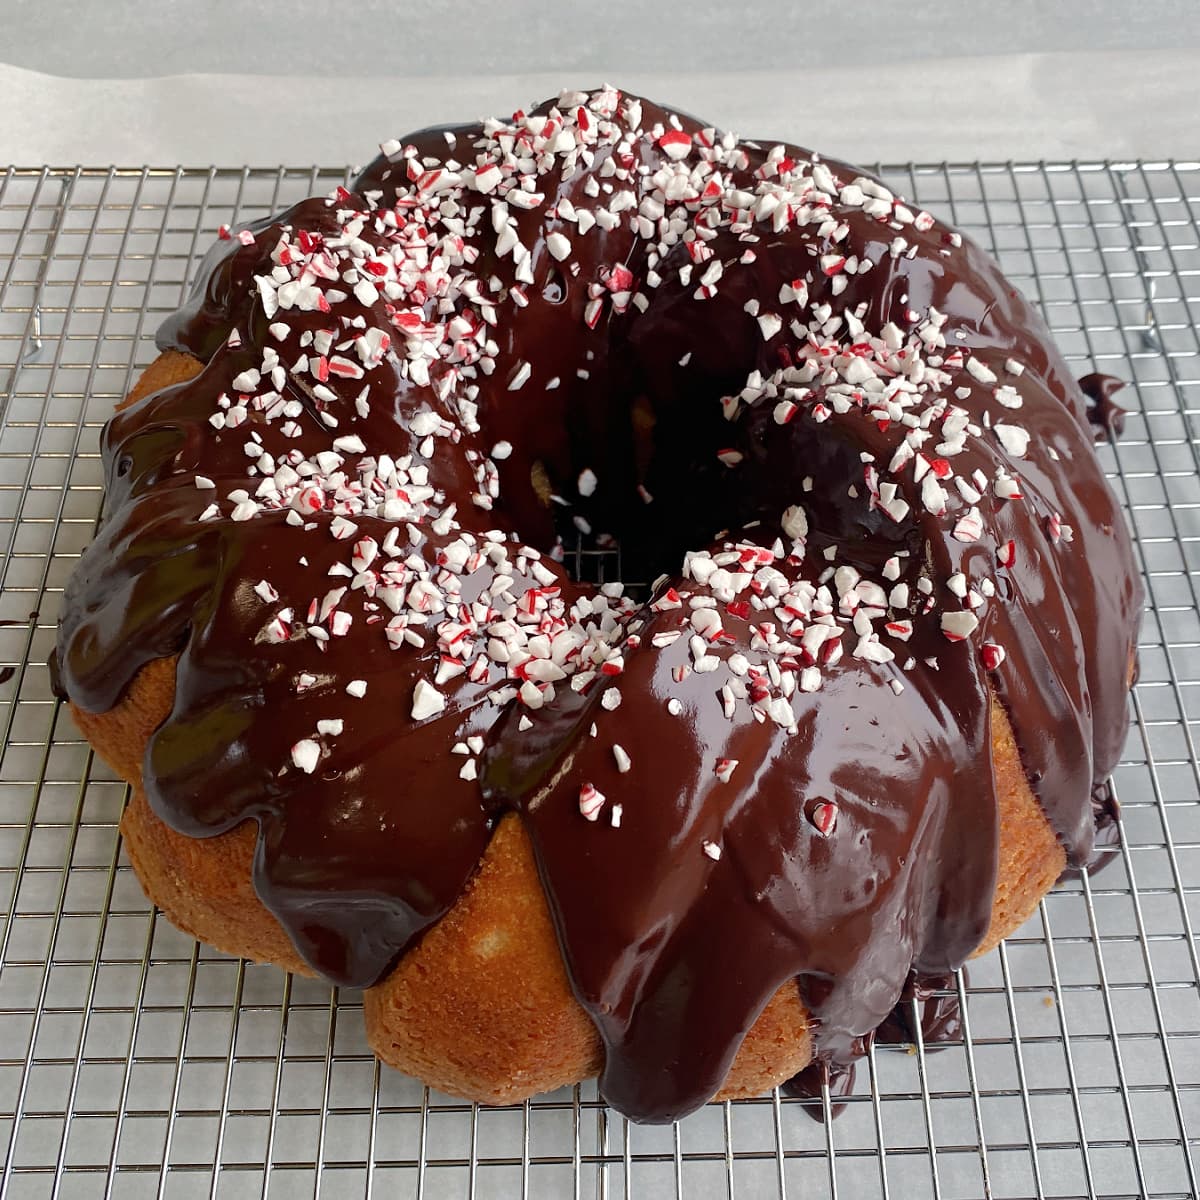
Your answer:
(290, 739), (321, 774)
(994, 423), (1031, 458)
(782, 504), (809, 540)
(411, 679), (446, 722)
(546, 232), (573, 261)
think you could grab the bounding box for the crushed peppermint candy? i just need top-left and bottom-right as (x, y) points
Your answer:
(714, 758), (739, 784)
(180, 84), (1065, 811)
(808, 800), (838, 836)
(411, 679), (446, 722)
(291, 739), (321, 774)
(941, 611), (980, 642)
(579, 782), (606, 821)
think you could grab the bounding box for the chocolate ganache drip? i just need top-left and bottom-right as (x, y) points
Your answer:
(57, 86), (1142, 1123)
(1078, 372), (1129, 441)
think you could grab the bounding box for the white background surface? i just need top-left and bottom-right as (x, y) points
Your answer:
(1, 1), (1199, 165)
(4, 0), (1199, 77)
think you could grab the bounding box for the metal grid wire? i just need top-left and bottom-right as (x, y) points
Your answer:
(0, 158), (1198, 1200)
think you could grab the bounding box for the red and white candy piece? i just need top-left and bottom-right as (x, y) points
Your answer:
(940, 611), (980, 642)
(808, 800), (839, 837)
(981, 642), (1006, 670)
(579, 782), (607, 821)
(657, 129), (692, 160)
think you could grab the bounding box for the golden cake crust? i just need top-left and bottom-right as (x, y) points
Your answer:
(70, 350), (1067, 1107)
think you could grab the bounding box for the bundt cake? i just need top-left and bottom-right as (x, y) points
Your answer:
(56, 86), (1143, 1123)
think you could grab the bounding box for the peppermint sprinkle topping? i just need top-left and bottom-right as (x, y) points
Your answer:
(411, 679), (446, 722)
(291, 739), (321, 774)
(941, 611), (980, 642)
(994, 423), (1030, 458)
(178, 85), (1064, 821)
(579, 782), (606, 821)
(981, 642), (1006, 670)
(808, 800), (838, 837)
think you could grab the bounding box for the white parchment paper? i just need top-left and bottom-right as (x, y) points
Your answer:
(3, 51), (1198, 167)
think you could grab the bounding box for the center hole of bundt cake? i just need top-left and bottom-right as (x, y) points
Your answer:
(525, 295), (924, 602)
(561, 529), (648, 600)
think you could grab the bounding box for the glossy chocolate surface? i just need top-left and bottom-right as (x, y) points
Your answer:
(57, 89), (1143, 1123)
(1079, 372), (1129, 440)
(784, 970), (966, 1120)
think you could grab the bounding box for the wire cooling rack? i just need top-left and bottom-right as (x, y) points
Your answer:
(1, 160), (1199, 1200)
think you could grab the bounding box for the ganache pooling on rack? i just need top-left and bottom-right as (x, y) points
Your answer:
(56, 86), (1143, 1123)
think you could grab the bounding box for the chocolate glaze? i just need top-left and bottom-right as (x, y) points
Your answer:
(785, 1059), (858, 1120)
(876, 972), (965, 1048)
(1078, 373), (1128, 441)
(55, 89), (1143, 1123)
(784, 970), (964, 1119)
(47, 648), (64, 699)
(1069, 779), (1122, 877)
